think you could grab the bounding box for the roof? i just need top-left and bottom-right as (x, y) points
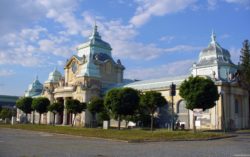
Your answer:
(45, 68), (62, 83)
(196, 31), (234, 67)
(122, 75), (189, 91)
(0, 95), (19, 107)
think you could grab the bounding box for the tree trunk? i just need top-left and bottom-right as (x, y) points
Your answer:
(32, 111), (35, 124)
(193, 115), (196, 133)
(53, 113), (56, 126)
(151, 113), (154, 131)
(25, 113), (28, 124)
(92, 113), (96, 128)
(39, 113), (41, 125)
(118, 115), (121, 130)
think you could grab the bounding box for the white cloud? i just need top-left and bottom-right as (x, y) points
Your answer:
(159, 36), (175, 42)
(0, 0), (45, 35)
(125, 60), (194, 80)
(0, 69), (15, 76)
(130, 0), (197, 27)
(207, 0), (218, 9)
(0, 25), (74, 67)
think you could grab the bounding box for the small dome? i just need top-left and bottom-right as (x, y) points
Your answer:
(25, 76), (43, 97)
(45, 68), (62, 83)
(197, 31), (233, 65)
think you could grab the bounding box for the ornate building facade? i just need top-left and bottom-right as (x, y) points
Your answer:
(17, 27), (249, 130)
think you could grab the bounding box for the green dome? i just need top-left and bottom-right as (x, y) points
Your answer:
(45, 68), (62, 83)
(197, 32), (233, 66)
(25, 76), (43, 97)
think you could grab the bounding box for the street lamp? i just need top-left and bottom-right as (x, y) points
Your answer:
(170, 82), (176, 131)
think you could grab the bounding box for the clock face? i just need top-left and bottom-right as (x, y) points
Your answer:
(71, 61), (77, 73)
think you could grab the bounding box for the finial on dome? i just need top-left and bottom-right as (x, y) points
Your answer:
(89, 20), (101, 40)
(211, 30), (216, 43)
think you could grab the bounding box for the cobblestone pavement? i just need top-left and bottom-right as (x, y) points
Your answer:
(0, 128), (249, 157)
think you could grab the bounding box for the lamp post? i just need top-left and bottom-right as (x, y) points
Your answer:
(170, 82), (176, 131)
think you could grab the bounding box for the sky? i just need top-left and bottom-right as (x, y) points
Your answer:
(0, 0), (249, 96)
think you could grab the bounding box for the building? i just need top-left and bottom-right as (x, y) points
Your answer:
(124, 32), (249, 130)
(0, 95), (19, 109)
(17, 26), (249, 130)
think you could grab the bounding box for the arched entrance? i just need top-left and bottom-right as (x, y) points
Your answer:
(176, 100), (190, 129)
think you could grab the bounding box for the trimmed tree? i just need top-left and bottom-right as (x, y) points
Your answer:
(32, 97), (50, 125)
(140, 91), (167, 131)
(48, 102), (64, 126)
(104, 88), (122, 129)
(119, 88), (140, 127)
(104, 88), (140, 130)
(87, 97), (104, 127)
(16, 97), (33, 122)
(179, 76), (219, 132)
(238, 40), (250, 126)
(0, 108), (12, 122)
(66, 99), (86, 127)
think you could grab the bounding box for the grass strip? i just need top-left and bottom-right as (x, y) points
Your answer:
(0, 124), (228, 142)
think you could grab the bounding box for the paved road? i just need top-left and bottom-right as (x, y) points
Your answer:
(0, 128), (249, 157)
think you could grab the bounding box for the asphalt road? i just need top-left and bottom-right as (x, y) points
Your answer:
(0, 128), (249, 157)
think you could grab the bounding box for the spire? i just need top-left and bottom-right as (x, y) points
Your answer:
(35, 75), (38, 80)
(89, 22), (101, 40)
(211, 30), (216, 44)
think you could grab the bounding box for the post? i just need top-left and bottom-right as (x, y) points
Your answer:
(171, 94), (174, 131)
(170, 82), (176, 131)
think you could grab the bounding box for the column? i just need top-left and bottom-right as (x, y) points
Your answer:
(55, 113), (60, 124)
(63, 98), (68, 125)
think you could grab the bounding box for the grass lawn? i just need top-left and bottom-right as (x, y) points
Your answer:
(0, 124), (229, 142)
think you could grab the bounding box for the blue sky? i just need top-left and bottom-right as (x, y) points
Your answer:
(0, 0), (249, 96)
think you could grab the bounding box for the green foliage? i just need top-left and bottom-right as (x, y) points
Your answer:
(104, 88), (121, 116)
(140, 91), (167, 114)
(179, 76), (219, 111)
(119, 88), (140, 116)
(66, 99), (85, 127)
(239, 40), (250, 90)
(104, 88), (140, 129)
(16, 97), (33, 115)
(32, 97), (50, 124)
(48, 102), (64, 114)
(0, 108), (12, 120)
(87, 97), (104, 115)
(48, 102), (64, 126)
(97, 110), (110, 124)
(66, 99), (85, 114)
(140, 91), (167, 131)
(32, 97), (50, 114)
(105, 88), (140, 117)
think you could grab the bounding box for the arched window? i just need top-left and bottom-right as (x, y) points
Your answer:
(177, 100), (187, 113)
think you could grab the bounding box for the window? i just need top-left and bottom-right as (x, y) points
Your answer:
(177, 100), (187, 113)
(235, 99), (239, 114)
